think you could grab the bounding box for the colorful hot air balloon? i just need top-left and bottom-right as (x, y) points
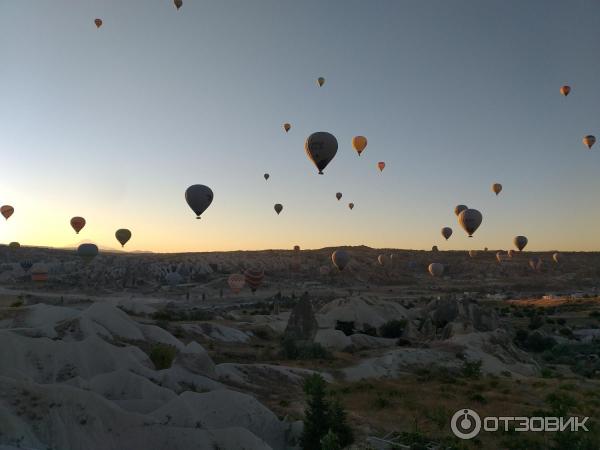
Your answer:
(9, 242), (20, 249)
(293, 245), (300, 252)
(468, 250), (477, 258)
(441, 227), (453, 240)
(553, 252), (561, 264)
(77, 243), (99, 264)
(583, 135), (596, 149)
(458, 209), (482, 237)
(174, 0), (183, 10)
(94, 18), (103, 28)
(185, 185), (214, 219)
(377, 254), (388, 266)
(305, 132), (338, 174)
(431, 245), (439, 252)
(348, 203), (354, 210)
(264, 173), (270, 181)
(336, 192), (342, 201)
(492, 183), (502, 196)
(454, 205), (468, 217)
(377, 162), (386, 172)
(274, 204), (283, 215)
(332, 249), (350, 271)
(244, 265), (264, 293)
(352, 136), (367, 156)
(1, 205), (14, 220)
(428, 263), (444, 277)
(115, 229), (132, 248)
(496, 251), (505, 263)
(283, 123), (291, 133)
(560, 85), (571, 96)
(228, 273), (245, 294)
(70, 217), (86, 234)
(514, 236), (528, 251)
(317, 77), (325, 87)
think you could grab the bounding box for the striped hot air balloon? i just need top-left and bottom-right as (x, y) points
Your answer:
(244, 265), (265, 293)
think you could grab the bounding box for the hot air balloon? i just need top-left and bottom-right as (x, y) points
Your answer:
(244, 265), (265, 293)
(492, 183), (502, 196)
(458, 209), (482, 237)
(514, 236), (528, 251)
(352, 136), (367, 156)
(529, 256), (542, 272)
(94, 19), (102, 28)
(77, 243), (99, 263)
(377, 162), (386, 172)
(274, 204), (283, 215)
(20, 261), (33, 272)
(377, 254), (388, 266)
(317, 77), (325, 87)
(553, 252), (561, 264)
(305, 132), (338, 174)
(185, 185), (214, 219)
(264, 173), (269, 181)
(468, 250), (477, 258)
(228, 273), (245, 293)
(115, 229), (132, 248)
(174, 0), (182, 10)
(1, 205), (14, 220)
(454, 205), (468, 216)
(508, 249), (515, 258)
(9, 242), (20, 249)
(428, 263), (444, 277)
(348, 203), (354, 210)
(560, 85), (571, 96)
(283, 123), (291, 133)
(496, 251), (505, 263)
(441, 227), (453, 240)
(336, 192), (342, 201)
(293, 245), (300, 252)
(583, 135), (596, 149)
(70, 217), (86, 234)
(332, 249), (350, 271)
(432, 245), (439, 252)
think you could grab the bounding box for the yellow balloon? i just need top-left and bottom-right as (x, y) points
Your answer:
(352, 136), (367, 156)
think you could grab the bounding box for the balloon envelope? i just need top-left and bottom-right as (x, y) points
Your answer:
(185, 185), (214, 219)
(283, 123), (291, 133)
(583, 135), (596, 149)
(9, 242), (20, 249)
(348, 203), (354, 210)
(352, 136), (367, 156)
(458, 209), (482, 237)
(514, 236), (528, 251)
(115, 229), (132, 247)
(377, 254), (388, 266)
(441, 227), (453, 240)
(174, 0), (182, 10)
(274, 204), (283, 215)
(377, 162), (386, 172)
(228, 273), (245, 293)
(305, 132), (338, 174)
(492, 183), (502, 196)
(70, 217), (86, 234)
(264, 173), (270, 180)
(428, 263), (444, 277)
(1, 205), (14, 220)
(94, 18), (102, 28)
(560, 85), (571, 96)
(529, 257), (542, 272)
(336, 192), (342, 201)
(317, 77), (325, 87)
(244, 265), (264, 292)
(553, 252), (561, 264)
(77, 243), (99, 263)
(332, 249), (350, 271)
(454, 205), (468, 216)
(468, 250), (477, 258)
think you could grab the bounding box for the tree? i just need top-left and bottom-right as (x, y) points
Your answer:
(300, 374), (354, 450)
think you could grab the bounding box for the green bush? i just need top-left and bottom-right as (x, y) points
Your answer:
(149, 344), (177, 370)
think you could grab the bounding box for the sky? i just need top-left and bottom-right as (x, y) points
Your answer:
(1, 0), (599, 253)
